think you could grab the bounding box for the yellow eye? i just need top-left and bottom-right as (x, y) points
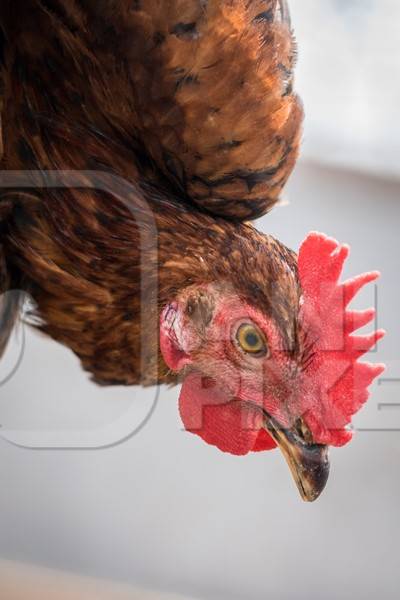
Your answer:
(236, 323), (268, 356)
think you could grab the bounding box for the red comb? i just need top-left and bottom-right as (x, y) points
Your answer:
(298, 232), (386, 446)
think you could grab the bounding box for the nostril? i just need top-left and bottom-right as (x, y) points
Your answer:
(295, 417), (314, 445)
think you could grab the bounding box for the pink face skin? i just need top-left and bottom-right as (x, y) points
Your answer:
(160, 283), (301, 453)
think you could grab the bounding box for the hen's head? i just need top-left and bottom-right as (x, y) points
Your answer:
(160, 233), (385, 501)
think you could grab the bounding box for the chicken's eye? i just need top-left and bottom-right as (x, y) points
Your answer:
(236, 323), (268, 357)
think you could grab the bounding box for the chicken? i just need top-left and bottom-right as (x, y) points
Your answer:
(0, 0), (385, 501)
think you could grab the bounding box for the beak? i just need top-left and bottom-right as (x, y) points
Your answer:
(263, 413), (330, 502)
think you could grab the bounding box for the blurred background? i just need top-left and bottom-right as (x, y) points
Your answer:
(292, 0), (400, 180)
(0, 1), (399, 599)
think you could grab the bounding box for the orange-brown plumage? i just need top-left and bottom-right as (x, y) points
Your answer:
(1, 1), (383, 501)
(0, 0), (303, 384)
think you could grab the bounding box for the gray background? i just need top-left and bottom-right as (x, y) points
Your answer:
(0, 1), (399, 599)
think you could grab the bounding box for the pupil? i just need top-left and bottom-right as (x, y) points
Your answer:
(245, 332), (259, 347)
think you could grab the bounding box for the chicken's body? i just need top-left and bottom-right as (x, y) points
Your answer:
(0, 1), (384, 501)
(0, 0), (301, 384)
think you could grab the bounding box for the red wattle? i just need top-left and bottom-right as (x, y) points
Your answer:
(179, 372), (277, 455)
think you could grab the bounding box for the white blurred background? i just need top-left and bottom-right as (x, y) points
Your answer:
(292, 0), (400, 180)
(0, 1), (399, 599)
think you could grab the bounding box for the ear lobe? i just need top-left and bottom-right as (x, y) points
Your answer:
(160, 303), (193, 372)
(160, 289), (216, 372)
